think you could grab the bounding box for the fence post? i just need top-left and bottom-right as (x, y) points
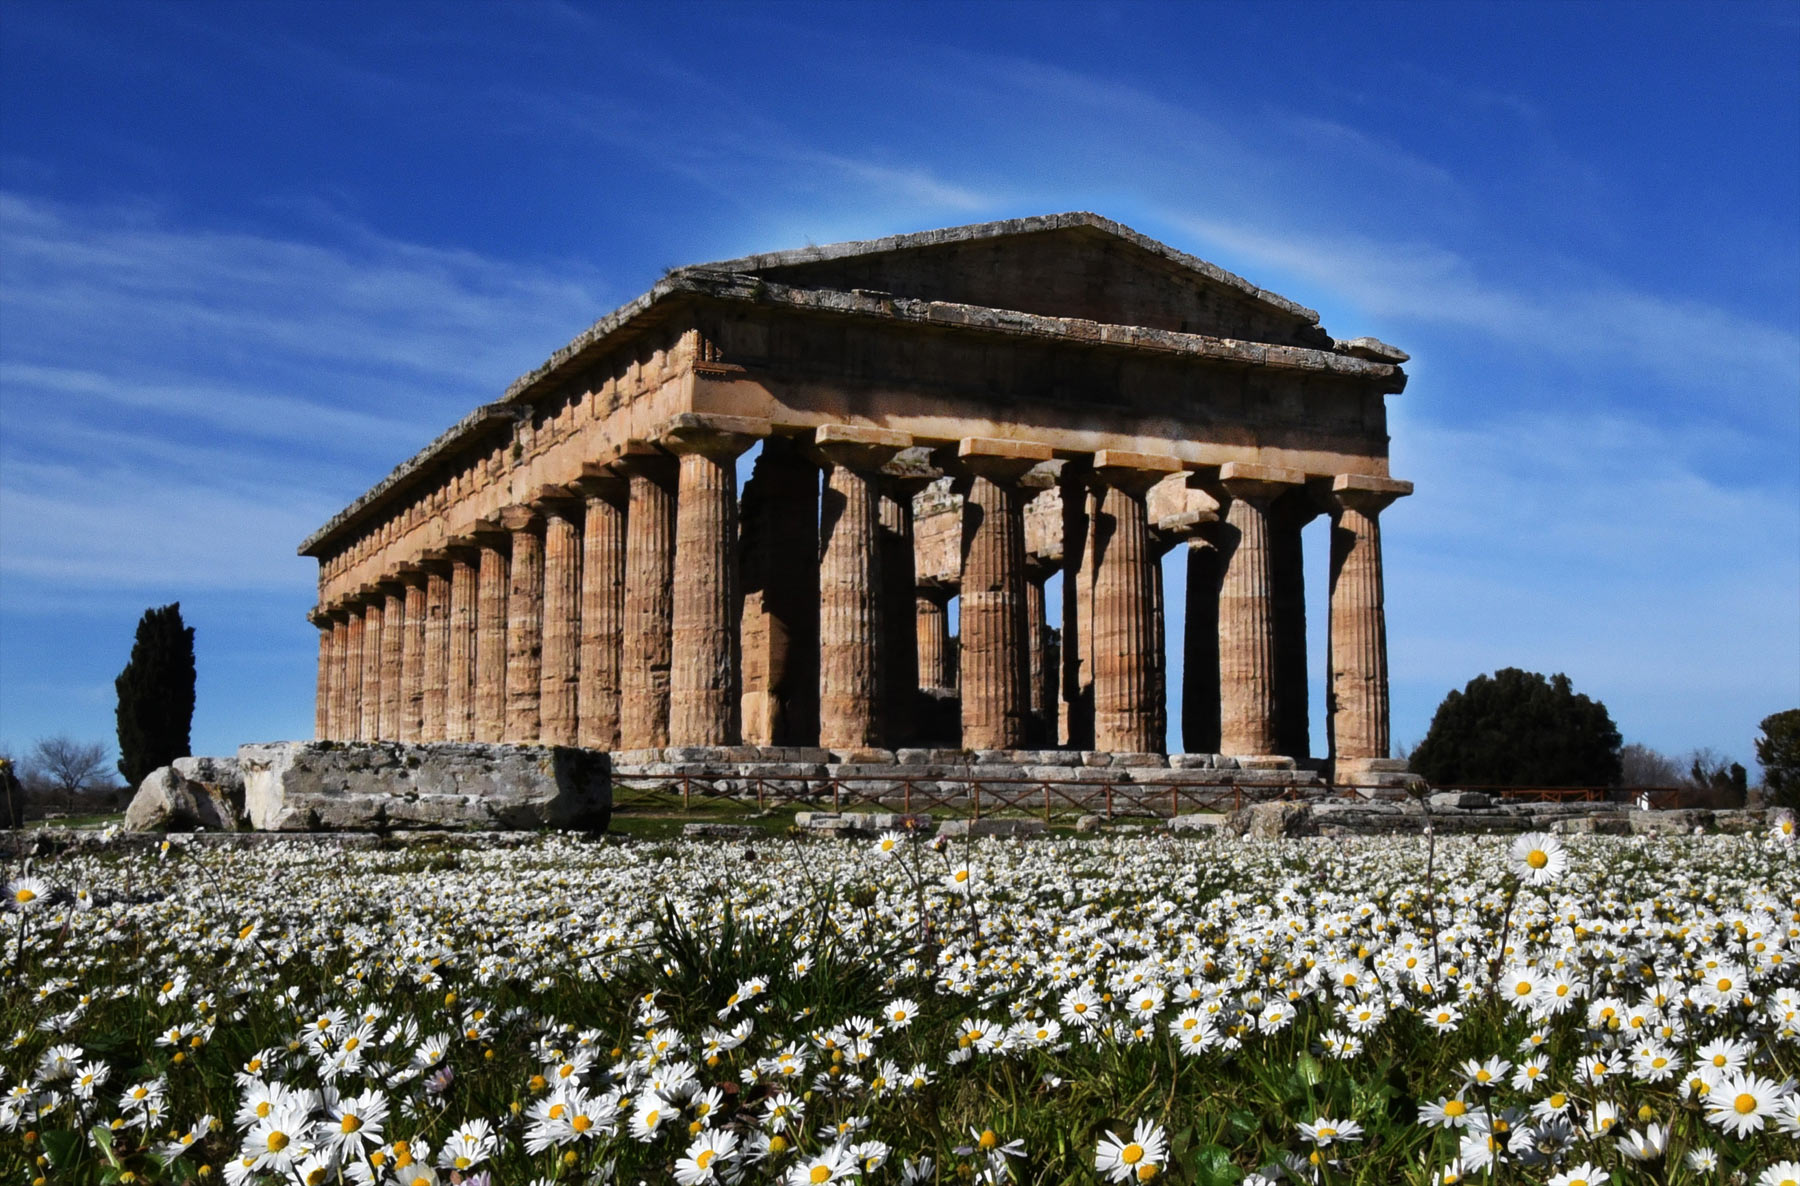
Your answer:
(973, 782), (981, 821)
(832, 779), (840, 812)
(683, 775), (690, 811)
(1044, 783), (1051, 823)
(1105, 783), (1114, 820)
(1171, 785), (1179, 819)
(756, 777), (764, 812)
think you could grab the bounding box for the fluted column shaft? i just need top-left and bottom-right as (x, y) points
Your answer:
(916, 587), (953, 691)
(342, 609), (364, 740)
(1217, 464), (1301, 756)
(360, 597), (384, 740)
(1091, 463), (1165, 753)
(1329, 476), (1409, 765)
(1182, 535), (1223, 753)
(815, 427), (908, 750)
(474, 539), (509, 742)
(959, 473), (1030, 749)
(328, 615), (349, 739)
(668, 428), (758, 746)
(398, 577), (426, 742)
(445, 552), (479, 741)
(504, 510), (544, 744)
(538, 505), (582, 747)
(312, 614), (331, 740)
(620, 451), (677, 750)
(578, 481), (627, 750)
(738, 438), (819, 746)
(421, 566), (451, 741)
(378, 588), (404, 740)
(879, 486), (920, 747)
(1025, 570), (1054, 747)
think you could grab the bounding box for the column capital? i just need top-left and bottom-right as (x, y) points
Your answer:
(611, 439), (676, 480)
(573, 464), (629, 502)
(656, 412), (770, 459)
(1218, 460), (1306, 504)
(1092, 449), (1184, 494)
(812, 423), (911, 472)
(498, 504), (543, 533)
(1331, 473), (1413, 515)
(955, 437), (1053, 484)
(307, 606), (333, 628)
(528, 484), (583, 517)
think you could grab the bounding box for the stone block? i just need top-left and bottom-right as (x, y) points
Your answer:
(830, 748), (895, 765)
(1551, 816), (1633, 836)
(936, 818), (1046, 838)
(125, 759), (247, 833)
(1110, 751), (1168, 768)
(682, 823), (761, 840)
(1629, 810), (1712, 835)
(895, 748), (934, 765)
(1429, 791), (1492, 810)
(1228, 801), (1312, 839)
(1081, 751), (1115, 767)
(1233, 755), (1298, 771)
(237, 741), (610, 832)
(1167, 813), (1227, 832)
(1168, 753), (1218, 769)
(1074, 813), (1103, 832)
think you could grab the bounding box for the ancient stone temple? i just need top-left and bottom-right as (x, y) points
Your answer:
(300, 213), (1412, 781)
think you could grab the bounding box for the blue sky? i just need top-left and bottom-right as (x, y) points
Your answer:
(2, 1), (1795, 774)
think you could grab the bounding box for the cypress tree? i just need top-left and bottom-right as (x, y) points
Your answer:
(115, 602), (196, 786)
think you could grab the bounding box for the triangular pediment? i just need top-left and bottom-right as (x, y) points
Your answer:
(687, 212), (1333, 349)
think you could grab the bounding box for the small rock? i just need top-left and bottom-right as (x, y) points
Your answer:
(1074, 814), (1103, 833)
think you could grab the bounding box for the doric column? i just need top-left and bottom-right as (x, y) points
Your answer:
(1329, 474), (1412, 776)
(360, 591), (385, 740)
(879, 477), (929, 747)
(916, 584), (954, 691)
(662, 414), (766, 747)
(378, 583), (405, 740)
(1059, 459), (1094, 749)
(1216, 462), (1304, 757)
(617, 444), (677, 750)
(814, 424), (910, 750)
(536, 496), (582, 747)
(502, 506), (545, 745)
(420, 558), (452, 742)
(327, 609), (350, 739)
(1025, 563), (1055, 747)
(738, 437), (820, 746)
(1270, 490), (1323, 761)
(1182, 531), (1223, 753)
(398, 571), (427, 743)
(342, 604), (364, 740)
(1090, 451), (1181, 754)
(576, 473), (627, 751)
(955, 438), (1050, 751)
(444, 546), (480, 742)
(310, 608), (332, 740)
(474, 528), (510, 743)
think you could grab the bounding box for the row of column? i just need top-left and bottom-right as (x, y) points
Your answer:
(312, 428), (1406, 764)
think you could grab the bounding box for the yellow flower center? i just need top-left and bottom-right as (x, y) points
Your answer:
(255, 1102), (271, 1119)
(266, 1132), (289, 1153)
(1444, 1100), (1466, 1117)
(341, 1115), (361, 1133)
(697, 1150), (716, 1169)
(810, 1168), (831, 1184)
(572, 1114), (592, 1133)
(1121, 1143), (1144, 1164)
(1735, 1092), (1758, 1115)
(1526, 850), (1548, 869)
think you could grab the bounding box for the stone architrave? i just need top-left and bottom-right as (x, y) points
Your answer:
(1182, 530), (1224, 753)
(915, 584), (953, 691)
(502, 505), (545, 745)
(309, 609), (332, 740)
(617, 444), (677, 750)
(1090, 451), (1182, 754)
(360, 593), (385, 740)
(1328, 474), (1412, 777)
(474, 529), (510, 743)
(398, 572), (427, 743)
(738, 436), (820, 746)
(1270, 489), (1323, 761)
(537, 496), (582, 747)
(1216, 462), (1304, 757)
(663, 413), (768, 746)
(1058, 459), (1094, 748)
(576, 472), (627, 751)
(342, 605), (365, 740)
(445, 547), (479, 742)
(956, 437), (1051, 751)
(813, 424), (910, 750)
(378, 584), (405, 741)
(420, 559), (452, 742)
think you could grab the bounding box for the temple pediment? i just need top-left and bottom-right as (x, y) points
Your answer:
(689, 212), (1335, 349)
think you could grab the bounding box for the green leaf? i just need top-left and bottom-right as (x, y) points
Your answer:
(1192, 1143), (1240, 1186)
(1294, 1052), (1325, 1087)
(41, 1129), (81, 1168)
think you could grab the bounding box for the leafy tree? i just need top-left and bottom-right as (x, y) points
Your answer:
(115, 602), (195, 786)
(1410, 667), (1622, 787)
(1757, 708), (1800, 808)
(1685, 747), (1747, 799)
